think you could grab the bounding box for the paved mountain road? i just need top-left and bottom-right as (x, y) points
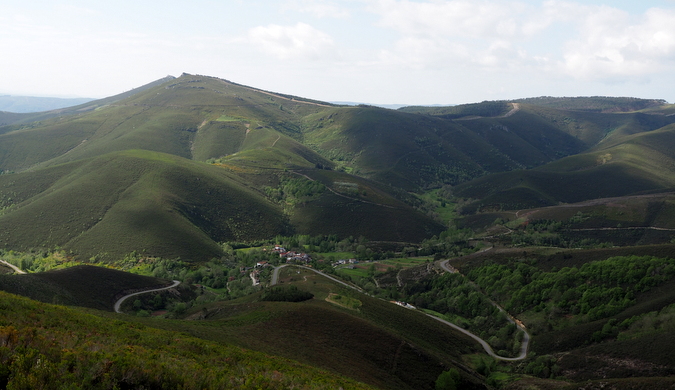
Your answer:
(114, 280), (181, 313)
(0, 260), (26, 274)
(439, 258), (530, 361)
(273, 263), (527, 360)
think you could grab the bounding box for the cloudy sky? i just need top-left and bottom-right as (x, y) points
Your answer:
(2, 0), (675, 105)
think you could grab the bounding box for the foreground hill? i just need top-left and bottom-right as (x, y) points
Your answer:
(110, 265), (488, 390)
(0, 290), (374, 389)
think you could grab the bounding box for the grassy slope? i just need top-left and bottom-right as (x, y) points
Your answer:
(299, 104), (675, 191)
(3, 76), (675, 262)
(0, 111), (33, 129)
(0, 74), (329, 172)
(0, 290), (374, 389)
(302, 107), (521, 189)
(288, 169), (445, 241)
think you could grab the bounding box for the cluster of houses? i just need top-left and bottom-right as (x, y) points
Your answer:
(332, 258), (358, 268)
(239, 245), (315, 287)
(270, 245), (312, 264)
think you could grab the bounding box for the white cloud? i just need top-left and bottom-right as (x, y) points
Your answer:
(366, 0), (675, 83)
(561, 6), (675, 81)
(283, 0), (351, 18)
(370, 0), (540, 39)
(366, 0), (549, 71)
(247, 22), (335, 60)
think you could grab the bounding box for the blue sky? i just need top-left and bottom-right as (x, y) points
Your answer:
(2, 0), (675, 105)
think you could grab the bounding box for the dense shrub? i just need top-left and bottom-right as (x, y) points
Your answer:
(261, 286), (314, 302)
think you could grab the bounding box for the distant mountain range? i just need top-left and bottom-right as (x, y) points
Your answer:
(0, 95), (94, 113)
(0, 73), (673, 262)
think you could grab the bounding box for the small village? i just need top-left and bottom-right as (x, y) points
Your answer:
(248, 245), (313, 286)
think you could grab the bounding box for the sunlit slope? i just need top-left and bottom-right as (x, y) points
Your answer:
(0, 150), (288, 261)
(0, 74), (330, 172)
(455, 123), (675, 211)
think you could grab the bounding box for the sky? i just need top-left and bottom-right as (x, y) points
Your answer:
(2, 0), (675, 105)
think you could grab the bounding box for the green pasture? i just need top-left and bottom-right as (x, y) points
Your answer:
(336, 266), (371, 279)
(312, 251), (355, 260)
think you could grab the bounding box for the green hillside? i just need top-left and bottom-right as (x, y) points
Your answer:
(0, 151), (288, 261)
(0, 148), (442, 261)
(4, 74), (675, 389)
(398, 100), (511, 118)
(301, 105), (585, 190)
(0, 73), (674, 263)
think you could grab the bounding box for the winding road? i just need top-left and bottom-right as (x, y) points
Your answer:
(439, 258), (530, 361)
(273, 263), (528, 361)
(114, 280), (181, 313)
(0, 260), (26, 275)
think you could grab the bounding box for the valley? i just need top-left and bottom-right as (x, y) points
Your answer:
(2, 74), (675, 389)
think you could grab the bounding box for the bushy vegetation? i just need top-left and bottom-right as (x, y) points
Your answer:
(467, 255), (675, 327)
(261, 285), (314, 302)
(402, 272), (522, 357)
(0, 291), (372, 389)
(506, 216), (612, 249)
(264, 175), (326, 209)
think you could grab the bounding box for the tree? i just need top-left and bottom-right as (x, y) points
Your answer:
(435, 368), (460, 390)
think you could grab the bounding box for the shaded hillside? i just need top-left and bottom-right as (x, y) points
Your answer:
(301, 105), (592, 189)
(287, 169), (444, 241)
(455, 123), (675, 212)
(0, 265), (169, 310)
(0, 148), (443, 261)
(398, 100), (510, 118)
(0, 111), (33, 129)
(512, 96), (666, 112)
